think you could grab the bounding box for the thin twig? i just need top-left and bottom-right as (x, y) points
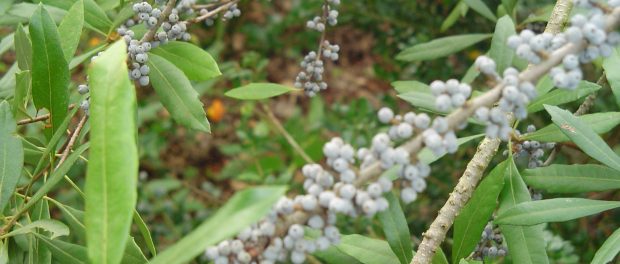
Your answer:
(261, 104), (314, 164)
(56, 115), (88, 168)
(17, 104), (76, 125)
(141, 0), (178, 42)
(187, 0), (239, 25)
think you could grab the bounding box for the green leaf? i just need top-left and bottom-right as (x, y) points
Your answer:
(536, 75), (554, 96)
(225, 83), (298, 100)
(13, 70), (31, 118)
(464, 0), (497, 21)
(31, 106), (79, 179)
(95, 0), (119, 10)
(0, 33), (13, 57)
(39, 0), (111, 35)
(419, 134), (484, 164)
(69, 44), (106, 70)
(497, 158), (549, 264)
(452, 160), (507, 263)
(36, 234), (88, 264)
(121, 238), (148, 264)
(528, 81), (600, 113)
(37, 234), (148, 264)
(592, 227), (620, 264)
(396, 34), (491, 62)
(431, 248), (449, 264)
(85, 40), (138, 264)
(545, 105), (620, 171)
(397, 91), (444, 113)
(378, 192), (413, 264)
(501, 0), (517, 14)
(603, 47), (620, 108)
(30, 199), (52, 264)
(150, 186), (287, 264)
(0, 101), (23, 212)
(47, 199), (86, 241)
(148, 53), (211, 132)
(488, 16), (515, 72)
(523, 164), (620, 193)
(3, 220), (69, 239)
(29, 4), (70, 138)
(0, 240), (7, 264)
(150, 41), (221, 81)
(496, 198), (620, 225)
(522, 112), (620, 142)
(336, 234), (400, 264)
(392, 80), (428, 94)
(14, 24), (31, 71)
(314, 246), (362, 264)
(133, 211), (156, 257)
(0, 64), (17, 99)
(22, 143), (89, 216)
(57, 0), (84, 61)
(441, 2), (466, 32)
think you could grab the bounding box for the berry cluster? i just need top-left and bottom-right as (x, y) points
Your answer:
(430, 79), (472, 112)
(321, 41), (340, 62)
(473, 222), (508, 260)
(222, 4), (242, 21)
(296, 0), (341, 96)
(472, 57), (537, 140)
(114, 1), (242, 87)
(513, 125), (556, 168)
(77, 84), (90, 115)
(133, 2), (161, 29)
(205, 104), (440, 263)
(294, 52), (327, 96)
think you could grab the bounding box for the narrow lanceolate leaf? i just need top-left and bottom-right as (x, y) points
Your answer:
(397, 91), (444, 114)
(22, 143), (89, 213)
(133, 211), (156, 256)
(396, 34), (491, 62)
(522, 112), (620, 142)
(37, 233), (148, 264)
(314, 246), (362, 264)
(41, 0), (111, 35)
(523, 164), (620, 193)
(2, 219), (69, 239)
(13, 70), (31, 117)
(463, 0), (497, 21)
(14, 24), (32, 71)
(528, 81), (600, 113)
(336, 234), (400, 264)
(603, 47), (620, 108)
(225, 83), (298, 100)
(392, 80), (429, 94)
(36, 234), (89, 264)
(592, 227), (620, 264)
(496, 198), (620, 225)
(545, 105), (620, 171)
(488, 16), (515, 72)
(150, 186), (287, 264)
(378, 192), (413, 264)
(148, 54), (211, 132)
(452, 160), (508, 263)
(29, 5), (69, 138)
(85, 40), (138, 264)
(57, 0), (84, 61)
(150, 41), (221, 81)
(497, 158), (549, 264)
(0, 101), (23, 212)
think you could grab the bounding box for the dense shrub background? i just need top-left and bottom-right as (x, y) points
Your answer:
(1, 0), (619, 263)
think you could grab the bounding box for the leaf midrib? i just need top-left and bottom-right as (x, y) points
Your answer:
(150, 59), (205, 130)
